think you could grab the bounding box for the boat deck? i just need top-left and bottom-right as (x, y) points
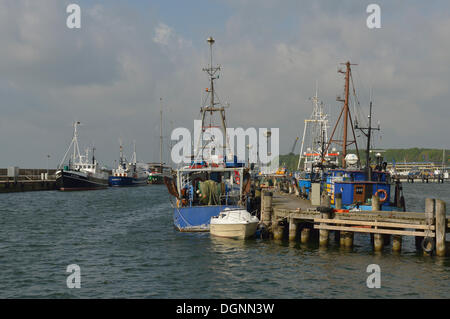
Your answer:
(272, 192), (314, 211)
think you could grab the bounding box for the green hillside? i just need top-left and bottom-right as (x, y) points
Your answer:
(277, 148), (449, 171)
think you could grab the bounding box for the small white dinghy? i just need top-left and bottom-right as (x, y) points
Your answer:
(210, 208), (259, 239)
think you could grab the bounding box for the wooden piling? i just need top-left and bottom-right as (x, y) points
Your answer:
(392, 235), (402, 253)
(343, 232), (354, 248)
(319, 195), (331, 246)
(423, 198), (435, 256)
(300, 227), (310, 244)
(289, 218), (297, 241)
(273, 224), (284, 240)
(372, 195), (383, 251)
(319, 217), (329, 246)
(372, 194), (380, 211)
(435, 199), (446, 257)
(335, 193), (342, 244)
(374, 233), (384, 251)
(261, 191), (273, 227)
(339, 233), (346, 246)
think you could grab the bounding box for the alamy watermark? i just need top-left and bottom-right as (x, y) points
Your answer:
(366, 4), (381, 29)
(171, 121), (279, 170)
(66, 4), (81, 29)
(66, 264), (81, 288)
(366, 264), (381, 288)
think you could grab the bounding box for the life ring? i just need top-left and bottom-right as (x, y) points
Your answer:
(375, 189), (387, 203)
(234, 170), (240, 185)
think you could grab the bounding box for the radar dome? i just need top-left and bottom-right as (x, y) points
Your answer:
(345, 154), (358, 166)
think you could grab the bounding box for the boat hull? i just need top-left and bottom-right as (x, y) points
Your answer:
(210, 222), (258, 239)
(148, 174), (165, 184)
(173, 205), (240, 232)
(108, 176), (147, 187)
(56, 170), (108, 191)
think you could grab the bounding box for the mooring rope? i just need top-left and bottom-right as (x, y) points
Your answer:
(169, 198), (194, 228)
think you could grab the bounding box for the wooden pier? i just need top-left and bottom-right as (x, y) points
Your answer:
(261, 190), (449, 257)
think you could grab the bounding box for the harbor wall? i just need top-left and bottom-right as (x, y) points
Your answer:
(0, 180), (57, 193)
(0, 168), (57, 193)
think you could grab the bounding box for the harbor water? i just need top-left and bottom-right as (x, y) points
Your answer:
(0, 183), (449, 298)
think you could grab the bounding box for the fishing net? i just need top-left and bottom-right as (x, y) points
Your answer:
(198, 180), (224, 205)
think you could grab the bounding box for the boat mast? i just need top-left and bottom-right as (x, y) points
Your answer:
(119, 138), (124, 165)
(132, 140), (137, 164)
(443, 149), (446, 171)
(92, 146), (96, 164)
(58, 121), (81, 169)
(72, 121), (81, 164)
(366, 100), (372, 174)
(342, 62), (350, 166)
(325, 61), (360, 168)
(160, 97), (163, 168)
(197, 36), (228, 161)
(355, 93), (380, 180)
(297, 83), (329, 171)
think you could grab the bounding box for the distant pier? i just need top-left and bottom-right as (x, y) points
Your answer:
(397, 176), (447, 183)
(261, 190), (449, 257)
(0, 168), (57, 193)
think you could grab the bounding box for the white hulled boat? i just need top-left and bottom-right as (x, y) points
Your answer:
(210, 208), (259, 239)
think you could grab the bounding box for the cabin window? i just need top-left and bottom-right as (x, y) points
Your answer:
(355, 186), (364, 195)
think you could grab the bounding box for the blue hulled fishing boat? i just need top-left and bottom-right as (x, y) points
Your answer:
(164, 37), (252, 231)
(299, 62), (406, 212)
(109, 141), (147, 187)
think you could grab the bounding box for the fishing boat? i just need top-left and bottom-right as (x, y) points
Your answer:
(148, 98), (172, 184)
(147, 163), (172, 184)
(210, 208), (259, 239)
(164, 37), (253, 232)
(109, 141), (148, 187)
(296, 86), (339, 198)
(56, 122), (109, 191)
(320, 62), (405, 211)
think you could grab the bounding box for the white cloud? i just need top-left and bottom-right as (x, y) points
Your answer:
(153, 23), (173, 45)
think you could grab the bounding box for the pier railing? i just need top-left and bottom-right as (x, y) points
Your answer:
(0, 168), (57, 182)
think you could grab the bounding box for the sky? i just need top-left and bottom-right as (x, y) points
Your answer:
(0, 0), (449, 168)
